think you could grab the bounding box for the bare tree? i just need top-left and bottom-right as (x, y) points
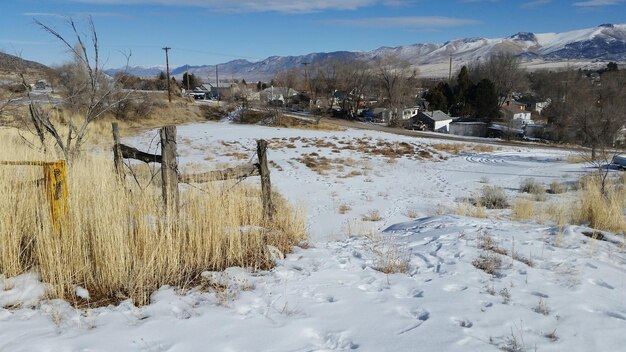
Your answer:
(469, 53), (528, 106)
(374, 54), (418, 126)
(27, 16), (128, 161)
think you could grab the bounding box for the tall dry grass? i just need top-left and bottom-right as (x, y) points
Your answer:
(0, 129), (306, 306)
(572, 175), (626, 233)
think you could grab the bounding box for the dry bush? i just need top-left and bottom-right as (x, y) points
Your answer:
(369, 235), (410, 274)
(572, 175), (626, 233)
(0, 130), (306, 306)
(456, 197), (487, 218)
(472, 253), (502, 275)
(362, 209), (383, 222)
(405, 209), (418, 219)
(338, 203), (351, 214)
(480, 185), (508, 209)
(548, 180), (568, 194)
(199, 104), (231, 121)
(519, 178), (545, 195)
(511, 199), (535, 221)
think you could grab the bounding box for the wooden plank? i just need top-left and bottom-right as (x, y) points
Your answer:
(257, 139), (274, 221)
(179, 163), (259, 183)
(119, 144), (162, 164)
(160, 126), (179, 214)
(111, 122), (124, 178)
(42, 160), (69, 234)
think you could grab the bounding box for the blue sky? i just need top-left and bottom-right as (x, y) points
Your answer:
(1, 0), (624, 68)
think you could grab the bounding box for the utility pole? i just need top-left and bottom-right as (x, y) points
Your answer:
(162, 47), (172, 104)
(216, 64), (220, 106)
(302, 62), (310, 93)
(448, 56), (452, 82)
(186, 64), (190, 91)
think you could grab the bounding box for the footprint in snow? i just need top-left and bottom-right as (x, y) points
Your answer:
(606, 311), (626, 320)
(443, 284), (468, 292)
(590, 279), (614, 290)
(396, 308), (430, 335)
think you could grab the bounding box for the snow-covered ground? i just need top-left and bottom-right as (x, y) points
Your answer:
(2, 121), (625, 351)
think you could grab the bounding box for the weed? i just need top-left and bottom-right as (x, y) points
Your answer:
(481, 186), (508, 209)
(362, 209), (383, 222)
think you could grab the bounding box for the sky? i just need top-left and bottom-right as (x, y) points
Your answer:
(0, 0), (625, 69)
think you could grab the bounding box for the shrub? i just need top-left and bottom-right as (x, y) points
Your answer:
(519, 178), (544, 195)
(548, 180), (568, 194)
(480, 185), (508, 209)
(362, 209), (383, 222)
(511, 199), (535, 220)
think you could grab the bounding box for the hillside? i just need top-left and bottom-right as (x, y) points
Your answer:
(108, 23), (626, 80)
(0, 51), (50, 75)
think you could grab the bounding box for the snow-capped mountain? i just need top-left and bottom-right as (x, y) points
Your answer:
(108, 24), (626, 80)
(105, 65), (166, 78)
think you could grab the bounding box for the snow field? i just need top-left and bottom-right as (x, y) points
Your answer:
(1, 121), (625, 351)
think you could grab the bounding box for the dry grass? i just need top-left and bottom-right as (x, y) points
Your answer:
(362, 209), (383, 222)
(369, 234), (410, 274)
(572, 175), (626, 233)
(338, 203), (351, 214)
(519, 178), (545, 196)
(405, 209), (418, 219)
(511, 199), (535, 221)
(431, 143), (496, 155)
(0, 129), (306, 307)
(456, 197), (488, 218)
(548, 180), (568, 194)
(480, 185), (508, 209)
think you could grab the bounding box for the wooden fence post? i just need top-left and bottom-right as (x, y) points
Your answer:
(111, 122), (124, 179)
(160, 125), (179, 214)
(43, 160), (69, 234)
(257, 139), (273, 221)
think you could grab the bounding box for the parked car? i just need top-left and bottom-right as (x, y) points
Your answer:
(611, 154), (626, 170)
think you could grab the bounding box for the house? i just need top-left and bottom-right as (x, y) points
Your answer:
(533, 100), (551, 115)
(260, 87), (298, 103)
(413, 110), (453, 132)
(401, 107), (420, 120)
(196, 82), (235, 99)
(501, 100), (533, 128)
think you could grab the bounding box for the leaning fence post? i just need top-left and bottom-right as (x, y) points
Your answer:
(256, 139), (273, 221)
(111, 122), (124, 179)
(43, 160), (69, 234)
(160, 125), (179, 214)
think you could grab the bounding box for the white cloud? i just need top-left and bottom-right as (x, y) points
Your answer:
(521, 0), (551, 8)
(573, 0), (624, 6)
(64, 0), (380, 13)
(323, 16), (480, 28)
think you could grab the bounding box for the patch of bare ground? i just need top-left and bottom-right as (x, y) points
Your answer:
(432, 143), (497, 155)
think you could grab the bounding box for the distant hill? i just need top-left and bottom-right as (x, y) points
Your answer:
(107, 23), (626, 81)
(0, 51), (50, 74)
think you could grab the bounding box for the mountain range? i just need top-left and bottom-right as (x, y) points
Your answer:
(107, 23), (626, 81)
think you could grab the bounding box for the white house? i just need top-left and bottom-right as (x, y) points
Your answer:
(502, 101), (533, 129)
(413, 110), (453, 133)
(401, 107), (420, 120)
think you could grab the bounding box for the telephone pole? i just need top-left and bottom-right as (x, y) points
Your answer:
(162, 47), (172, 104)
(302, 62), (310, 93)
(216, 64), (220, 106)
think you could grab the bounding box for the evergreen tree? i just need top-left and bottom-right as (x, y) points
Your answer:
(471, 79), (499, 121)
(182, 72), (199, 90)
